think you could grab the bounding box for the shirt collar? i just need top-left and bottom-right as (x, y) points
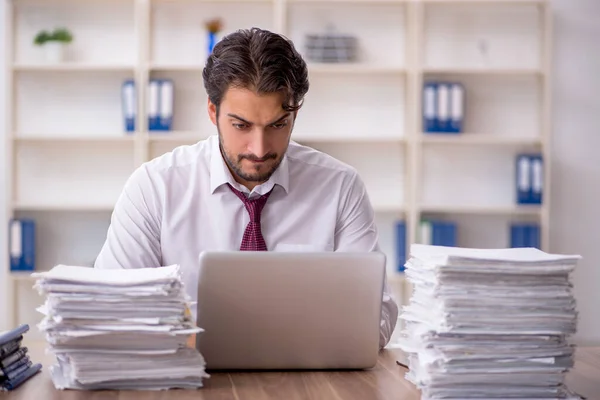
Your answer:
(209, 135), (290, 197)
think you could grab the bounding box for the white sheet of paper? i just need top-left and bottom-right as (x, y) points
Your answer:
(31, 264), (181, 285)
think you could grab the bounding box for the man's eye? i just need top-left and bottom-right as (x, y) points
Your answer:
(233, 123), (248, 130)
(272, 123), (288, 129)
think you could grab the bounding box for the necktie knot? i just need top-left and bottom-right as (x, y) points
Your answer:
(227, 184), (273, 251)
(243, 194), (269, 223)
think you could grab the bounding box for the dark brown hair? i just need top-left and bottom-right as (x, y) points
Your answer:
(202, 27), (309, 114)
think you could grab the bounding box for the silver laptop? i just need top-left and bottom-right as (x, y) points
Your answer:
(195, 251), (386, 371)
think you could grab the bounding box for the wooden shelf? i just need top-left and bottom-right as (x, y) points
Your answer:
(152, 0), (272, 3)
(421, 0), (546, 4)
(13, 63), (135, 72)
(387, 272), (407, 285)
(420, 134), (542, 146)
(423, 67), (543, 75)
(148, 63), (407, 75)
(13, 202), (116, 211)
(419, 205), (543, 216)
(294, 136), (407, 143)
(13, 0), (130, 6)
(149, 64), (204, 72)
(307, 63), (406, 74)
(9, 272), (37, 282)
(14, 134), (135, 143)
(289, 0), (406, 3)
(148, 132), (210, 142)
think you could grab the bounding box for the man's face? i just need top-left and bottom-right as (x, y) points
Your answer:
(208, 87), (295, 189)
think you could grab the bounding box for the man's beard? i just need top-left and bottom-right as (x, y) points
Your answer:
(218, 125), (283, 183)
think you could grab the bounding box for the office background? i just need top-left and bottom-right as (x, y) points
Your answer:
(0, 0), (599, 346)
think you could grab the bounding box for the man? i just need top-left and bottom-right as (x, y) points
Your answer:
(94, 28), (398, 348)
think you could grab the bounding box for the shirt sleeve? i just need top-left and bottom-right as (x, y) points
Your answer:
(334, 171), (400, 349)
(94, 165), (162, 270)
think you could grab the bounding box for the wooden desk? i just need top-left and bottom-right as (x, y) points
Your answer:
(3, 344), (600, 400)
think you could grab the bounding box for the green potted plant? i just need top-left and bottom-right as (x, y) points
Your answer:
(34, 27), (74, 63)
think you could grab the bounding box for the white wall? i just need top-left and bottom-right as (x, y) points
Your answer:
(0, 0), (8, 332)
(0, 1), (599, 344)
(550, 0), (600, 345)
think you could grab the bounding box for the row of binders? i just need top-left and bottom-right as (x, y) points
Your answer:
(423, 81), (465, 133)
(7, 216), (540, 275)
(122, 79), (174, 132)
(395, 220), (541, 272)
(1, 324), (42, 391)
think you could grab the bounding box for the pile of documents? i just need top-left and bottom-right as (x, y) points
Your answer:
(1, 324), (42, 391)
(32, 264), (209, 390)
(399, 244), (581, 399)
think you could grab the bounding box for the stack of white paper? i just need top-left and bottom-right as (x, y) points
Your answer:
(32, 264), (209, 390)
(399, 244), (582, 400)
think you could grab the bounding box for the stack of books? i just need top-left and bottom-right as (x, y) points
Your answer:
(1, 324), (42, 391)
(399, 244), (581, 399)
(33, 264), (209, 390)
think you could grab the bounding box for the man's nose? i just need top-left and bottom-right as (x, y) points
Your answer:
(249, 130), (269, 159)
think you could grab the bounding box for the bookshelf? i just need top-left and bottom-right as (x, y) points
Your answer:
(3, 0), (552, 344)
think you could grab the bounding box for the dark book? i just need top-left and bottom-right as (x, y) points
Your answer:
(0, 347), (28, 369)
(0, 337), (22, 359)
(0, 325), (29, 347)
(1, 363), (42, 391)
(1, 352), (29, 380)
(3, 355), (30, 376)
(6, 361), (32, 382)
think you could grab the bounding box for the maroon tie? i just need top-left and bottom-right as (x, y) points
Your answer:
(228, 184), (272, 251)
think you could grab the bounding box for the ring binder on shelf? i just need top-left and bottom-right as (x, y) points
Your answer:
(159, 79), (174, 131)
(9, 219), (35, 272)
(148, 79), (160, 131)
(449, 82), (464, 134)
(121, 79), (136, 133)
(423, 82), (437, 133)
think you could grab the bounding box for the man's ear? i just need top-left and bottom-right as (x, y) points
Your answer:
(208, 98), (217, 126)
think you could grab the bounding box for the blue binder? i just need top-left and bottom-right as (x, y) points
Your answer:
(436, 82), (451, 133)
(424, 220), (457, 247)
(442, 221), (457, 247)
(395, 221), (406, 272)
(9, 219), (35, 272)
(516, 154), (532, 204)
(440, 221), (457, 246)
(434, 222), (443, 245)
(510, 223), (540, 248)
(148, 79), (161, 131)
(121, 79), (136, 133)
(449, 82), (465, 133)
(528, 223), (540, 249)
(423, 82), (437, 133)
(530, 154), (543, 204)
(510, 223), (527, 247)
(158, 79), (174, 131)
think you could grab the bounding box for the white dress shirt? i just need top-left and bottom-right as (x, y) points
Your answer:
(94, 134), (399, 348)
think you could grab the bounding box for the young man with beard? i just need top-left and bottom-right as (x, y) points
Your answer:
(94, 28), (398, 349)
